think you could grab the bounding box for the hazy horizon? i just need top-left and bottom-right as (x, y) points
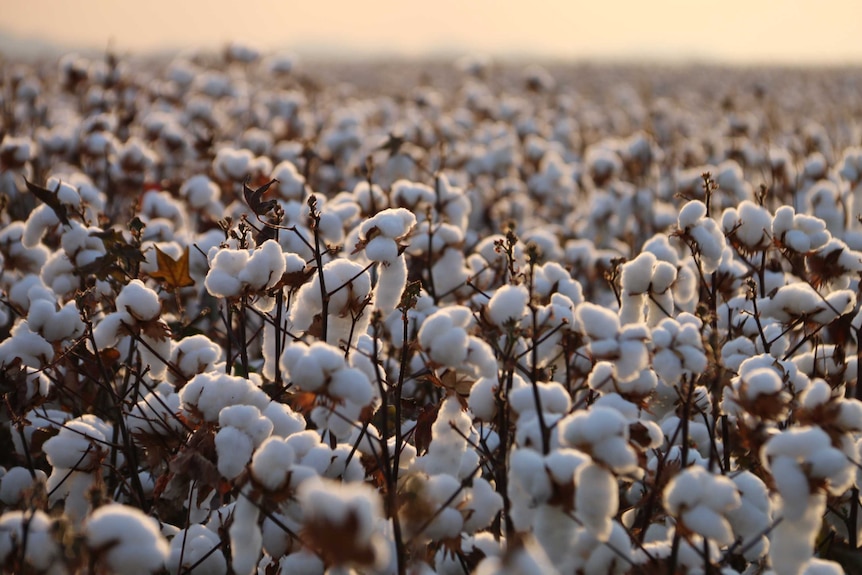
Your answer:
(3, 0), (862, 65)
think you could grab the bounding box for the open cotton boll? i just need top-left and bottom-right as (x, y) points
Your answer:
(559, 406), (637, 474)
(621, 252), (656, 294)
(418, 307), (473, 367)
(271, 160), (307, 201)
(417, 395), (472, 476)
(250, 436), (296, 491)
(166, 524), (226, 575)
(116, 279), (162, 321)
(663, 466), (740, 546)
(179, 174), (221, 209)
(179, 371), (270, 423)
(575, 461), (618, 542)
(678, 200), (707, 230)
(205, 248), (249, 298)
(0, 467), (47, 505)
(238, 239), (285, 291)
(170, 335), (223, 382)
(229, 488), (262, 575)
(510, 381), (571, 416)
(86, 504), (170, 575)
(769, 492), (826, 575)
(297, 476), (388, 569)
(0, 321), (54, 370)
(487, 284), (530, 327)
(0, 510), (61, 572)
(576, 302), (620, 340)
(360, 207), (416, 241)
(725, 200), (773, 250)
(43, 418), (106, 470)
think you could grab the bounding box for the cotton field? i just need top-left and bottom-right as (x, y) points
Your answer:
(1, 49), (862, 575)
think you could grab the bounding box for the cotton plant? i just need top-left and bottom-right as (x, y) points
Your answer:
(618, 250), (678, 326)
(280, 341), (377, 441)
(353, 207), (417, 316)
(204, 238), (286, 305)
(762, 426), (855, 575)
(417, 305), (498, 388)
(675, 199), (726, 274)
(662, 466), (741, 547)
(575, 302), (651, 386)
(42, 417), (114, 525)
(557, 406), (643, 541)
(92, 279), (172, 380)
(289, 258), (372, 347)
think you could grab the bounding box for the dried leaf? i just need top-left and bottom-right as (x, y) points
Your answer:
(378, 133), (406, 158)
(243, 177), (278, 216)
(24, 177), (70, 226)
(149, 245), (195, 290)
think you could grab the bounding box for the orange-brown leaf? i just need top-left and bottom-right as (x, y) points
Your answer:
(150, 245), (195, 290)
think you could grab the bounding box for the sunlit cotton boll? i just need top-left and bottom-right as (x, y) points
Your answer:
(86, 504), (170, 575)
(486, 284), (530, 327)
(663, 466), (740, 546)
(418, 306), (473, 367)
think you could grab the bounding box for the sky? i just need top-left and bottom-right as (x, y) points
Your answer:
(2, 0), (862, 64)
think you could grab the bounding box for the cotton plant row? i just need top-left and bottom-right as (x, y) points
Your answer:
(1, 51), (862, 575)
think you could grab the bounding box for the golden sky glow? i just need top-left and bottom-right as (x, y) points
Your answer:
(3, 0), (862, 63)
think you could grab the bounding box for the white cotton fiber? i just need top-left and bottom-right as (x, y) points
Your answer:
(117, 279), (162, 321)
(166, 524), (226, 575)
(487, 284), (529, 326)
(86, 504), (170, 575)
(576, 462), (617, 541)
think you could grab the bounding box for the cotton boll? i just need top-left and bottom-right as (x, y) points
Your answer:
(371, 254), (408, 316)
(0, 510), (62, 572)
(0, 467), (47, 505)
(205, 248), (249, 298)
(239, 239), (286, 291)
(621, 252), (656, 294)
(215, 426), (254, 480)
(263, 401), (306, 438)
(166, 524), (226, 575)
(487, 284), (530, 327)
(679, 200), (707, 230)
(86, 504), (170, 575)
(297, 476), (388, 569)
(577, 302), (620, 340)
(250, 437), (296, 491)
(468, 376), (498, 421)
(229, 488), (262, 575)
(116, 279), (162, 321)
(418, 395), (472, 476)
(43, 418), (106, 470)
(364, 235), (399, 263)
(418, 308), (471, 367)
(575, 462), (617, 541)
(179, 371), (270, 423)
(769, 493), (826, 575)
(0, 320), (55, 370)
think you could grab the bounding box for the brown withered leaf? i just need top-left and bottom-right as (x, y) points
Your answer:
(289, 391), (318, 415)
(24, 177), (70, 226)
(140, 319), (172, 342)
(413, 401), (439, 455)
(149, 245), (195, 290)
(427, 369), (474, 397)
(243, 177), (278, 216)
